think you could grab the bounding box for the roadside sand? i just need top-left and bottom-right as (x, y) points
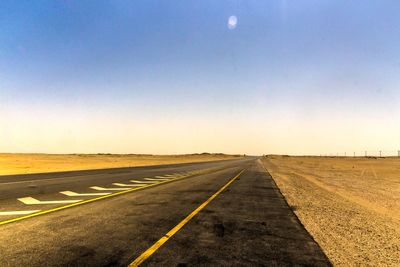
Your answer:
(262, 156), (400, 266)
(0, 153), (240, 175)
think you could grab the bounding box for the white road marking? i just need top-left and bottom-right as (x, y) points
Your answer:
(145, 178), (169, 181)
(0, 210), (41, 216)
(18, 197), (82, 205)
(130, 180), (158, 184)
(90, 186), (130, 191)
(154, 176), (172, 179)
(112, 183), (147, 187)
(60, 191), (110, 196)
(166, 173), (185, 176)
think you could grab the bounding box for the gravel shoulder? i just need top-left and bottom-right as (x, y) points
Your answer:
(262, 156), (400, 266)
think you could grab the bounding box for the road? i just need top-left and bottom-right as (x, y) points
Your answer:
(0, 157), (331, 266)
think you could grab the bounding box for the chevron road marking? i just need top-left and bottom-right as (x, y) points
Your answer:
(18, 197), (82, 205)
(60, 191), (110, 197)
(165, 173), (186, 178)
(130, 180), (158, 184)
(0, 166), (229, 226)
(112, 183), (148, 187)
(145, 178), (170, 181)
(0, 210), (41, 216)
(90, 186), (130, 191)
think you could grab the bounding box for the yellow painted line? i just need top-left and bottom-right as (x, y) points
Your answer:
(128, 168), (246, 267)
(0, 167), (225, 226)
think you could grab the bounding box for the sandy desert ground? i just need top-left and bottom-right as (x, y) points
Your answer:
(0, 153), (241, 175)
(262, 156), (400, 266)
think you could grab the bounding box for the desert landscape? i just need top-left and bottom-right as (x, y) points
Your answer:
(2, 2), (399, 265)
(0, 153), (241, 175)
(262, 156), (400, 266)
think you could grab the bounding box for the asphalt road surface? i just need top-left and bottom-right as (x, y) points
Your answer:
(0, 157), (331, 266)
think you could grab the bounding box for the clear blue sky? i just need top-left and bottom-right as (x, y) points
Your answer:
(1, 1), (400, 155)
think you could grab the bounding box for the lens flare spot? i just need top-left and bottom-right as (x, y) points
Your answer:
(228, 15), (238, 30)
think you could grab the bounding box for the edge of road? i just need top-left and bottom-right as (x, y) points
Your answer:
(259, 158), (333, 266)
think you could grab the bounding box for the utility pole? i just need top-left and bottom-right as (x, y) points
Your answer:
(365, 151), (367, 157)
(379, 150), (382, 157)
